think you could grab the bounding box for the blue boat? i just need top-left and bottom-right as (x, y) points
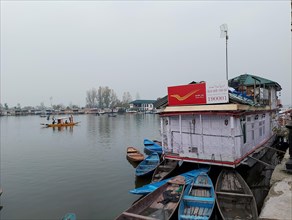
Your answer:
(130, 168), (209, 195)
(62, 213), (76, 220)
(178, 172), (215, 220)
(135, 152), (160, 177)
(143, 138), (163, 154)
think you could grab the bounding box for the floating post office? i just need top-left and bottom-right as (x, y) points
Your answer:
(157, 74), (282, 168)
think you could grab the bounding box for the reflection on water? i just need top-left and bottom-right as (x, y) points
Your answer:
(0, 114), (161, 219)
(127, 159), (139, 168)
(52, 126), (74, 133)
(1, 114), (285, 219)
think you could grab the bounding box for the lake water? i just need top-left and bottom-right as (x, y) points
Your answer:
(0, 114), (161, 220)
(0, 114), (286, 220)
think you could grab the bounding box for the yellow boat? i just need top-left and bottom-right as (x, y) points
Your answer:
(46, 122), (79, 127)
(41, 116), (79, 128)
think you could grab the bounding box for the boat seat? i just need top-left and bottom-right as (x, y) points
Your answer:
(193, 184), (212, 188)
(146, 159), (159, 162)
(122, 212), (158, 220)
(159, 165), (174, 169)
(138, 165), (156, 168)
(183, 195), (215, 203)
(216, 191), (253, 198)
(179, 214), (209, 220)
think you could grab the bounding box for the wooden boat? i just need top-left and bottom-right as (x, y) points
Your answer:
(151, 159), (178, 182)
(143, 139), (163, 155)
(41, 116), (79, 128)
(178, 172), (215, 220)
(135, 152), (160, 177)
(116, 175), (186, 220)
(215, 169), (258, 220)
(45, 122), (79, 128)
(130, 168), (209, 195)
(126, 147), (145, 162)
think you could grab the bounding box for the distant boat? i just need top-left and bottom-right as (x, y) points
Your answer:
(151, 159), (178, 182)
(44, 122), (79, 128)
(41, 116), (79, 128)
(130, 168), (209, 195)
(135, 152), (160, 177)
(126, 147), (144, 162)
(62, 213), (76, 220)
(215, 169), (258, 220)
(178, 172), (215, 220)
(143, 138), (163, 155)
(115, 175), (186, 220)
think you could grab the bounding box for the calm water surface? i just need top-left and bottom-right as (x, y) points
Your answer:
(0, 114), (161, 220)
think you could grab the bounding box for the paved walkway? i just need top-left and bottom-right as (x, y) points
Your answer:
(259, 149), (292, 220)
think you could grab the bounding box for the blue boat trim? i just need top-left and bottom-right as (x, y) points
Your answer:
(178, 173), (215, 220)
(130, 168), (209, 195)
(135, 152), (160, 177)
(143, 138), (163, 154)
(183, 195), (215, 202)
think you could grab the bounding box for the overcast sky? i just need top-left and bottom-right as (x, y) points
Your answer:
(1, 1), (291, 107)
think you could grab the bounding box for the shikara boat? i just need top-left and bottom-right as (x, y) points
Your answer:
(152, 159), (178, 182)
(178, 172), (215, 220)
(130, 168), (209, 195)
(41, 116), (79, 128)
(126, 147), (145, 162)
(135, 152), (160, 177)
(215, 169), (258, 220)
(45, 122), (79, 128)
(116, 176), (186, 220)
(143, 139), (163, 155)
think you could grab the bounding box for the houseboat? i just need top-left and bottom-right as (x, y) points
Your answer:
(156, 73), (281, 168)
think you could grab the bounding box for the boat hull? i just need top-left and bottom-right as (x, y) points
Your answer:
(151, 159), (178, 182)
(116, 176), (186, 220)
(46, 122), (78, 127)
(135, 153), (160, 177)
(144, 139), (163, 154)
(178, 173), (215, 220)
(215, 169), (258, 220)
(126, 147), (145, 162)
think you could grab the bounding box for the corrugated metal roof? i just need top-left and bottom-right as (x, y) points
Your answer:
(229, 73), (281, 91)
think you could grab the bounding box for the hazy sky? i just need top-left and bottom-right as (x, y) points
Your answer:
(1, 1), (291, 107)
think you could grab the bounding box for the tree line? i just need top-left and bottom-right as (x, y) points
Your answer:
(0, 86), (134, 111)
(86, 86), (132, 109)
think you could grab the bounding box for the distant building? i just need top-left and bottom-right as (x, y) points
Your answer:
(129, 100), (156, 112)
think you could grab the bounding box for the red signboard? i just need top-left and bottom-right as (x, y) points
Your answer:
(168, 83), (207, 106)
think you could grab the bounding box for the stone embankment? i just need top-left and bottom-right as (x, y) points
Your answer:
(259, 149), (292, 220)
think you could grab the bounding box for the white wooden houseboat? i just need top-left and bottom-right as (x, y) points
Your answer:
(157, 74), (282, 168)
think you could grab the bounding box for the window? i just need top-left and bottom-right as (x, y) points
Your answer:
(243, 123), (246, 143)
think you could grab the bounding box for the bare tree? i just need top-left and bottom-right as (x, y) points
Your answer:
(122, 92), (132, 108)
(86, 88), (97, 108)
(97, 87), (104, 108)
(103, 86), (111, 108)
(109, 89), (119, 108)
